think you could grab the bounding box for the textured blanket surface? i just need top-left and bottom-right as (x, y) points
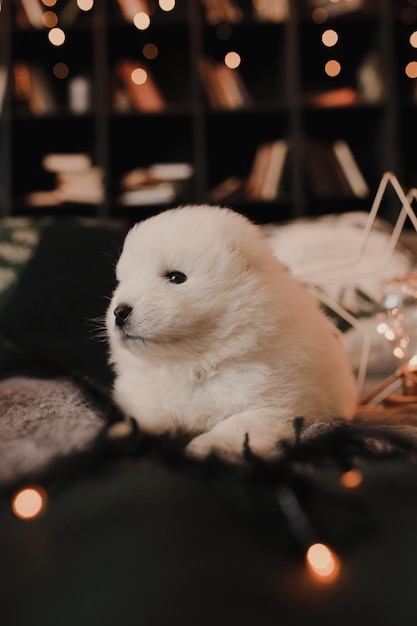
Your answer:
(0, 376), (107, 486)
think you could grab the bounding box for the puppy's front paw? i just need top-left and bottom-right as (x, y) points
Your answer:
(185, 432), (245, 463)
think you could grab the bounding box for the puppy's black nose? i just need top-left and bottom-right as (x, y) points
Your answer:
(114, 304), (132, 327)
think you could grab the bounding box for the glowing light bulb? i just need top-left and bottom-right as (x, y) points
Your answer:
(48, 27), (65, 46)
(217, 24), (232, 40)
(410, 31), (417, 48)
(225, 51), (241, 69)
(159, 0), (175, 10)
(376, 274), (417, 361)
(340, 469), (363, 488)
(143, 43), (158, 60)
(133, 12), (150, 29)
(325, 59), (341, 77)
(12, 486), (47, 520)
(42, 10), (58, 27)
(77, 0), (94, 10)
(322, 29), (338, 47)
(405, 61), (417, 78)
(312, 8), (328, 23)
(306, 543), (340, 581)
(131, 67), (147, 85)
(53, 62), (69, 79)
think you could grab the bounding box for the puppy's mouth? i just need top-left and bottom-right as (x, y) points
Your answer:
(116, 328), (146, 343)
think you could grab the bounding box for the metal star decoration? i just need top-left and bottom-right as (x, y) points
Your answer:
(291, 172), (417, 397)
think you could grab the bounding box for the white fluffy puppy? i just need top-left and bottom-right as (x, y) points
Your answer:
(106, 205), (357, 462)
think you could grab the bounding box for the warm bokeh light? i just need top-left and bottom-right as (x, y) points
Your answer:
(306, 543), (340, 582)
(42, 11), (58, 28)
(77, 0), (94, 10)
(133, 12), (151, 30)
(159, 0), (175, 10)
(340, 469), (363, 488)
(143, 43), (158, 60)
(131, 67), (148, 85)
(41, 0), (57, 5)
(312, 7), (328, 23)
(322, 29), (338, 47)
(325, 59), (341, 77)
(48, 27), (66, 46)
(394, 346), (405, 358)
(53, 62), (69, 79)
(225, 51), (241, 69)
(405, 60), (417, 78)
(12, 487), (47, 520)
(410, 31), (417, 48)
(216, 23), (232, 40)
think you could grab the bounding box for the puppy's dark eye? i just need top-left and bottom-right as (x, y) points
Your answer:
(165, 270), (187, 284)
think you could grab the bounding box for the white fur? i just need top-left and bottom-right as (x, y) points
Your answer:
(106, 205), (358, 462)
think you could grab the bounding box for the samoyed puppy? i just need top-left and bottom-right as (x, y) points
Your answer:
(106, 205), (357, 462)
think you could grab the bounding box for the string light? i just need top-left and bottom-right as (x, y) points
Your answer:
(48, 27), (66, 46)
(77, 0), (94, 9)
(340, 468), (363, 488)
(12, 486), (47, 520)
(159, 0), (175, 10)
(312, 8), (328, 23)
(410, 31), (417, 48)
(133, 12), (151, 30)
(53, 62), (69, 79)
(306, 543), (341, 582)
(143, 43), (158, 60)
(406, 60), (417, 78)
(225, 51), (241, 69)
(325, 59), (341, 77)
(131, 67), (148, 85)
(42, 11), (58, 28)
(322, 29), (338, 47)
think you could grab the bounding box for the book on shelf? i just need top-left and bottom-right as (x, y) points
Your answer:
(332, 140), (369, 198)
(199, 0), (242, 25)
(68, 76), (92, 114)
(253, 0), (289, 23)
(356, 52), (384, 104)
(304, 0), (363, 17)
(42, 153), (93, 173)
(119, 183), (177, 207)
(17, 0), (45, 29)
(245, 139), (289, 201)
(301, 135), (369, 198)
(0, 66), (7, 116)
(208, 177), (244, 203)
(117, 0), (152, 21)
(13, 61), (59, 116)
(306, 86), (358, 108)
(198, 57), (252, 110)
(115, 60), (167, 113)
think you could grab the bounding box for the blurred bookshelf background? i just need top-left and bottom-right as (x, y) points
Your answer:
(0, 0), (417, 224)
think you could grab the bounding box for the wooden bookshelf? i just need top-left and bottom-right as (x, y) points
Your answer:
(0, 0), (415, 225)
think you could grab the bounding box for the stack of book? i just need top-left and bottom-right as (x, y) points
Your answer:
(25, 153), (104, 206)
(118, 162), (194, 206)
